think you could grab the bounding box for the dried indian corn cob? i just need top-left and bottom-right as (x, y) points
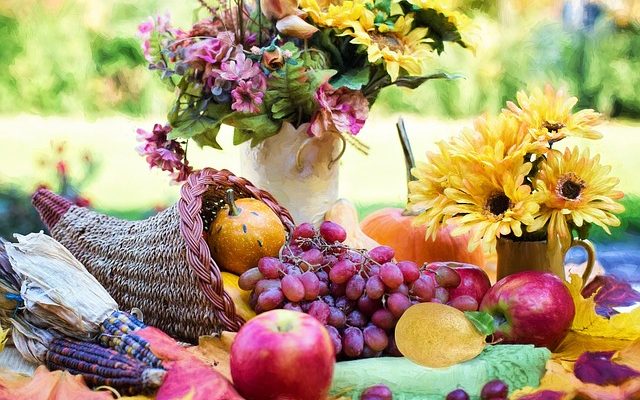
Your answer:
(10, 318), (167, 396)
(99, 310), (163, 368)
(45, 337), (166, 396)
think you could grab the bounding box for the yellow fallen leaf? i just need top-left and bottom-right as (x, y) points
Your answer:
(187, 333), (235, 381)
(0, 323), (9, 352)
(553, 331), (632, 365)
(511, 359), (580, 399)
(567, 274), (640, 340)
(614, 339), (640, 371)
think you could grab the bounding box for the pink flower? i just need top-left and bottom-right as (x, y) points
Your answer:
(219, 51), (261, 81)
(231, 80), (265, 113)
(155, 13), (172, 34)
(137, 20), (154, 38)
(185, 33), (235, 65)
(309, 84), (369, 137)
(136, 124), (192, 182)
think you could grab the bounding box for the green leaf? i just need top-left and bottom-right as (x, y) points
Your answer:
(410, 7), (466, 53)
(167, 101), (231, 149)
(310, 69), (337, 88)
(393, 72), (463, 89)
(264, 61), (322, 121)
(226, 112), (281, 134)
(331, 68), (370, 90)
(192, 125), (223, 149)
(233, 128), (253, 145)
(464, 311), (496, 337)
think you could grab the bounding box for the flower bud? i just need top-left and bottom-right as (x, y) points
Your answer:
(260, 0), (300, 20)
(276, 15), (318, 39)
(261, 47), (285, 70)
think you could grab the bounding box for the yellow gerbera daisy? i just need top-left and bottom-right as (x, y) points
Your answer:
(300, 0), (374, 30)
(443, 162), (541, 252)
(346, 15), (432, 81)
(449, 113), (547, 173)
(409, 141), (463, 239)
(528, 147), (625, 249)
(506, 84), (603, 144)
(405, 0), (476, 49)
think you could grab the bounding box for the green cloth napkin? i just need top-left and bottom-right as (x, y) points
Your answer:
(331, 345), (550, 399)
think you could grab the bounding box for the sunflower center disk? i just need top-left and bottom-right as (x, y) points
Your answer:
(558, 176), (584, 200)
(372, 32), (404, 52)
(486, 192), (511, 216)
(542, 121), (565, 133)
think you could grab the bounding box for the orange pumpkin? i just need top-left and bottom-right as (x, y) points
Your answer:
(360, 119), (486, 269)
(361, 208), (485, 267)
(208, 189), (286, 275)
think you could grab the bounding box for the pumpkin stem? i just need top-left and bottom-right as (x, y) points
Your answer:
(396, 117), (417, 212)
(225, 189), (241, 217)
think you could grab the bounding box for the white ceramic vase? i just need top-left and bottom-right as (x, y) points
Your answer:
(240, 122), (342, 225)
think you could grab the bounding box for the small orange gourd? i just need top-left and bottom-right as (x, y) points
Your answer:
(361, 119), (485, 268)
(208, 189), (286, 275)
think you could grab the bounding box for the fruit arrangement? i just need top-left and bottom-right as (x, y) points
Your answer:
(238, 220), (492, 360)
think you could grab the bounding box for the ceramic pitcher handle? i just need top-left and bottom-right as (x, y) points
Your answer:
(570, 239), (596, 286)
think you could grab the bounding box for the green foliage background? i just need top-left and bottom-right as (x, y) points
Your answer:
(1, 1), (639, 119)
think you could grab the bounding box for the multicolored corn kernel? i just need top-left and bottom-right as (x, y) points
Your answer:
(46, 337), (166, 396)
(99, 311), (163, 368)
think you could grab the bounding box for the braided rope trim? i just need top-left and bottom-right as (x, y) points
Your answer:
(178, 168), (294, 332)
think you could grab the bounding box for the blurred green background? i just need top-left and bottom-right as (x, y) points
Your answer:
(0, 0), (639, 243)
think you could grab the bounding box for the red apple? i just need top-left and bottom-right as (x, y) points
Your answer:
(230, 309), (335, 400)
(479, 271), (575, 350)
(425, 262), (491, 305)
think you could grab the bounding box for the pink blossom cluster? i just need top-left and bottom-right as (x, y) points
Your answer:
(136, 124), (192, 182)
(184, 33), (267, 114)
(309, 83), (369, 137)
(137, 13), (174, 62)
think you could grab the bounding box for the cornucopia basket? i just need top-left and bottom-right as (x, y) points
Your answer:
(32, 167), (294, 343)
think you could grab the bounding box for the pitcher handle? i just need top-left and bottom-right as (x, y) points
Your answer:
(570, 239), (596, 287)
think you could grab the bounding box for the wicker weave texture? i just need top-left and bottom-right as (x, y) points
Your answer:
(33, 168), (295, 343)
(48, 204), (218, 342)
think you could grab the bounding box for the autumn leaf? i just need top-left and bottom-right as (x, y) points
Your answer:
(0, 366), (112, 400)
(567, 274), (640, 340)
(573, 351), (640, 386)
(516, 390), (565, 400)
(511, 359), (579, 399)
(0, 323), (9, 352)
(582, 275), (640, 317)
(187, 333), (236, 381)
(614, 339), (640, 371)
(553, 331), (632, 366)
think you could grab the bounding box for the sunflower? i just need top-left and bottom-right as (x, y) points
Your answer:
(300, 0), (374, 31)
(346, 15), (432, 81)
(409, 141), (463, 239)
(443, 162), (541, 252)
(528, 147), (625, 249)
(405, 0), (476, 48)
(449, 113), (547, 173)
(506, 84), (603, 144)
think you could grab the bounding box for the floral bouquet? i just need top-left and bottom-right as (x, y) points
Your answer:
(408, 85), (625, 253)
(136, 0), (474, 182)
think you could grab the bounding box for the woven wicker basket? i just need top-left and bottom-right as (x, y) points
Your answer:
(32, 168), (294, 343)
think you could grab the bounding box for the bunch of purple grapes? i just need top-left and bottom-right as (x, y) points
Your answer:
(238, 221), (464, 360)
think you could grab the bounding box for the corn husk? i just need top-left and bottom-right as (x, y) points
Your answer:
(0, 239), (21, 319)
(5, 233), (118, 340)
(10, 317), (54, 364)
